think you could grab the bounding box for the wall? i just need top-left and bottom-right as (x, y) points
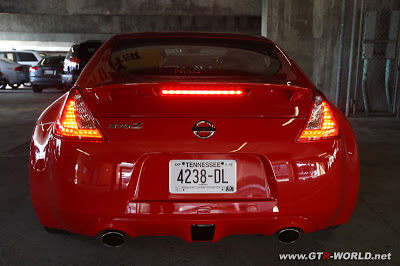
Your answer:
(265, 0), (342, 105)
(265, 0), (400, 113)
(0, 0), (261, 51)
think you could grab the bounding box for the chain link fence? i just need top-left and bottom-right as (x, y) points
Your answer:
(340, 0), (400, 116)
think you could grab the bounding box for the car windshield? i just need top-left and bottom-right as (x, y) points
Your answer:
(40, 57), (64, 65)
(110, 38), (282, 76)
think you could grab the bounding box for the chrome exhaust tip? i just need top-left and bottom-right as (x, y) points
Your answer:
(101, 231), (125, 247)
(277, 228), (301, 244)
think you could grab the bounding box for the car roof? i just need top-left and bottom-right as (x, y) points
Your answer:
(115, 32), (272, 43)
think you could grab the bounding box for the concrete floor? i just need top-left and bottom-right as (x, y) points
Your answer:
(0, 87), (399, 265)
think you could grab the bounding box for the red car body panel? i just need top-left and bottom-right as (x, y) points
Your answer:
(29, 32), (359, 242)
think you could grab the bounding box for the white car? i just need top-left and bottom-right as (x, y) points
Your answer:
(0, 57), (29, 89)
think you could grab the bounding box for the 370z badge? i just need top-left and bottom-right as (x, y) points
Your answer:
(109, 123), (143, 129)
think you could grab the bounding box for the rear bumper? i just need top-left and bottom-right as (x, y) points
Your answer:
(15, 72), (28, 84)
(30, 145), (358, 241)
(61, 74), (77, 86)
(30, 76), (63, 87)
(86, 206), (317, 242)
(34, 200), (318, 242)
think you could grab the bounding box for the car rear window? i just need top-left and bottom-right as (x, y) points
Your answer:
(18, 52), (38, 62)
(110, 38), (282, 76)
(66, 43), (102, 60)
(77, 43), (102, 59)
(40, 57), (64, 65)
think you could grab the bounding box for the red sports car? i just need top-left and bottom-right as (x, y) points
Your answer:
(30, 32), (359, 247)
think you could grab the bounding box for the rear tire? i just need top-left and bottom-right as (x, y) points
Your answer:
(0, 79), (7, 89)
(32, 86), (43, 93)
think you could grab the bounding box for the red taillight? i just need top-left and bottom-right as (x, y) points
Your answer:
(29, 66), (38, 72)
(14, 66), (23, 71)
(160, 86), (244, 96)
(70, 57), (82, 63)
(55, 89), (104, 140)
(297, 93), (339, 142)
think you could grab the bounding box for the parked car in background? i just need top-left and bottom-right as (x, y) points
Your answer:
(0, 50), (43, 87)
(30, 32), (359, 246)
(30, 56), (65, 92)
(0, 57), (29, 89)
(61, 40), (103, 87)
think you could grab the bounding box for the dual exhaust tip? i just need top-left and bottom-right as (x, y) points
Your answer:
(101, 228), (300, 247)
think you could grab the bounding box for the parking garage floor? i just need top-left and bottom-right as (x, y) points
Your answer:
(0, 87), (399, 265)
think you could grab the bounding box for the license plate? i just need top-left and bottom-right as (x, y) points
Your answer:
(44, 70), (54, 75)
(169, 160), (237, 194)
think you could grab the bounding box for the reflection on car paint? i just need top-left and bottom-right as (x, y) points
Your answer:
(272, 141), (340, 182)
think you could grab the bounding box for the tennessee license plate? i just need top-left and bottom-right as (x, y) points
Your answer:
(169, 160), (237, 194)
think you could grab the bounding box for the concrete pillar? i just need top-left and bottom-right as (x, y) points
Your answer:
(261, 0), (268, 37)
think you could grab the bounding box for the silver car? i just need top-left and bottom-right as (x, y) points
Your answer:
(0, 57), (29, 89)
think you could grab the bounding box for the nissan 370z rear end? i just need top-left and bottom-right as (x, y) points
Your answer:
(29, 32), (359, 245)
